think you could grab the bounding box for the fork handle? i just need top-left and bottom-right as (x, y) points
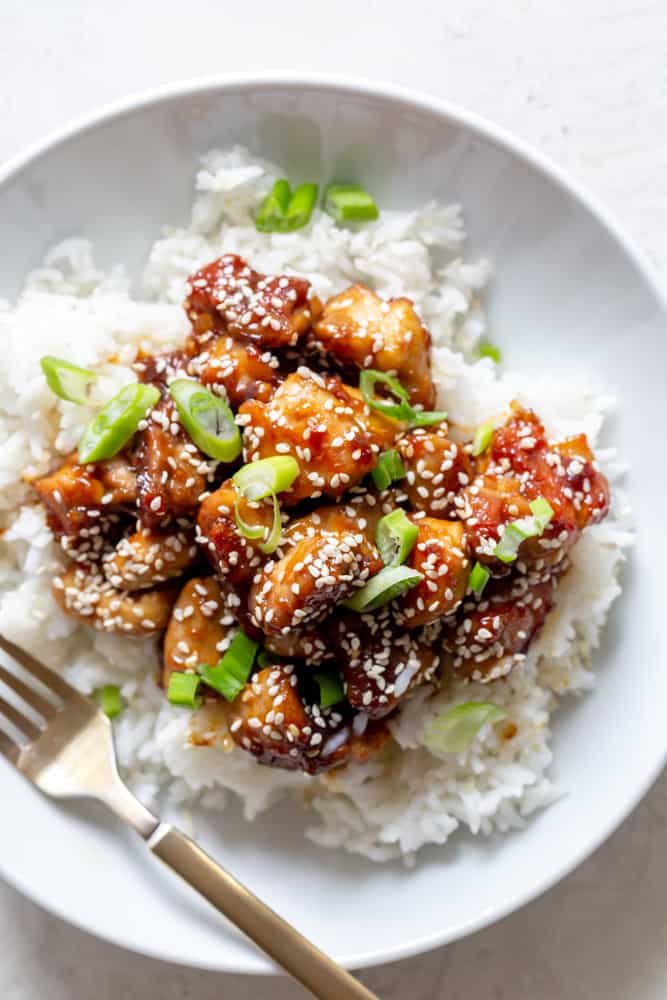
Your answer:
(147, 823), (378, 1000)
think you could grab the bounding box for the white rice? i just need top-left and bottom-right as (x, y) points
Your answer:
(0, 147), (633, 862)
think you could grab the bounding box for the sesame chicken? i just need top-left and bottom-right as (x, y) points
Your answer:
(35, 253), (612, 779)
(394, 517), (469, 628)
(397, 425), (472, 517)
(313, 283), (436, 408)
(163, 577), (234, 687)
(197, 481), (276, 585)
(53, 564), (178, 637)
(103, 526), (197, 591)
(249, 507), (383, 634)
(132, 352), (215, 528)
(239, 370), (397, 503)
(34, 454), (124, 561)
(457, 406), (610, 570)
(187, 334), (279, 406)
(444, 578), (556, 682)
(331, 611), (440, 718)
(264, 625), (333, 666)
(228, 664), (352, 774)
(185, 254), (313, 348)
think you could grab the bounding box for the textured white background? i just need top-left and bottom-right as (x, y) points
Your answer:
(2, 2), (666, 997)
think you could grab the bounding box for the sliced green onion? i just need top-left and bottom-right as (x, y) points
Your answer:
(199, 631), (260, 702)
(494, 495), (554, 563)
(424, 702), (507, 753)
(78, 383), (160, 464)
(167, 672), (202, 708)
(359, 370), (414, 421)
(93, 684), (123, 720)
(371, 449), (405, 491)
(257, 650), (279, 669)
(468, 561), (490, 596)
(479, 341), (502, 364)
(168, 379), (241, 462)
(255, 179), (318, 233)
(360, 370), (445, 428)
(234, 490), (282, 554)
(323, 184), (379, 223)
(232, 457), (298, 555)
(471, 420), (494, 457)
(233, 495), (268, 541)
(232, 455), (299, 500)
(255, 179), (291, 231)
(494, 521), (538, 563)
(257, 492), (282, 554)
(376, 509), (418, 567)
(529, 497), (555, 532)
(343, 565), (423, 613)
(40, 355), (97, 404)
(284, 183), (319, 230)
(314, 670), (345, 708)
(409, 409), (448, 428)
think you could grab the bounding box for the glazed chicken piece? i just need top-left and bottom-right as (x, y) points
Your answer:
(95, 454), (138, 504)
(313, 283), (436, 408)
(444, 578), (557, 682)
(331, 611), (441, 719)
(397, 425), (472, 517)
(133, 353), (211, 527)
(240, 370), (398, 503)
(456, 407), (610, 570)
(187, 333), (279, 406)
(228, 664), (351, 774)
(103, 526), (197, 591)
(264, 625), (333, 665)
(53, 564), (178, 637)
(249, 506), (383, 635)
(162, 577), (234, 686)
(185, 254), (313, 349)
(197, 480), (276, 585)
(394, 517), (469, 628)
(33, 453), (132, 561)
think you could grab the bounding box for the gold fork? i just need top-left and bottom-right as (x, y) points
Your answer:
(0, 634), (379, 1000)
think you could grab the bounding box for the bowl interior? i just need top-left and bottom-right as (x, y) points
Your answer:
(0, 79), (665, 972)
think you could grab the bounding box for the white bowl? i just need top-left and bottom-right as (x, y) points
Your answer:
(0, 75), (664, 974)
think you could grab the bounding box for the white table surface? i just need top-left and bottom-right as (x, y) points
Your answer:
(1, 2), (666, 997)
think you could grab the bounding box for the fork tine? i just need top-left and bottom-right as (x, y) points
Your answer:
(0, 729), (20, 764)
(0, 664), (59, 721)
(0, 634), (79, 702)
(0, 695), (41, 740)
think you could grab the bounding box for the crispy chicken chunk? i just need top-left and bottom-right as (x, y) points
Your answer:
(132, 347), (216, 531)
(53, 564), (178, 637)
(457, 407), (610, 570)
(185, 254), (313, 348)
(187, 334), (279, 406)
(249, 507), (383, 634)
(103, 527), (197, 591)
(197, 481), (276, 585)
(397, 425), (472, 517)
(162, 577), (233, 687)
(394, 517), (469, 628)
(95, 454), (138, 504)
(444, 578), (557, 681)
(33, 454), (127, 561)
(264, 625), (333, 665)
(228, 664), (351, 775)
(331, 611), (440, 719)
(240, 370), (397, 503)
(313, 284), (436, 408)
